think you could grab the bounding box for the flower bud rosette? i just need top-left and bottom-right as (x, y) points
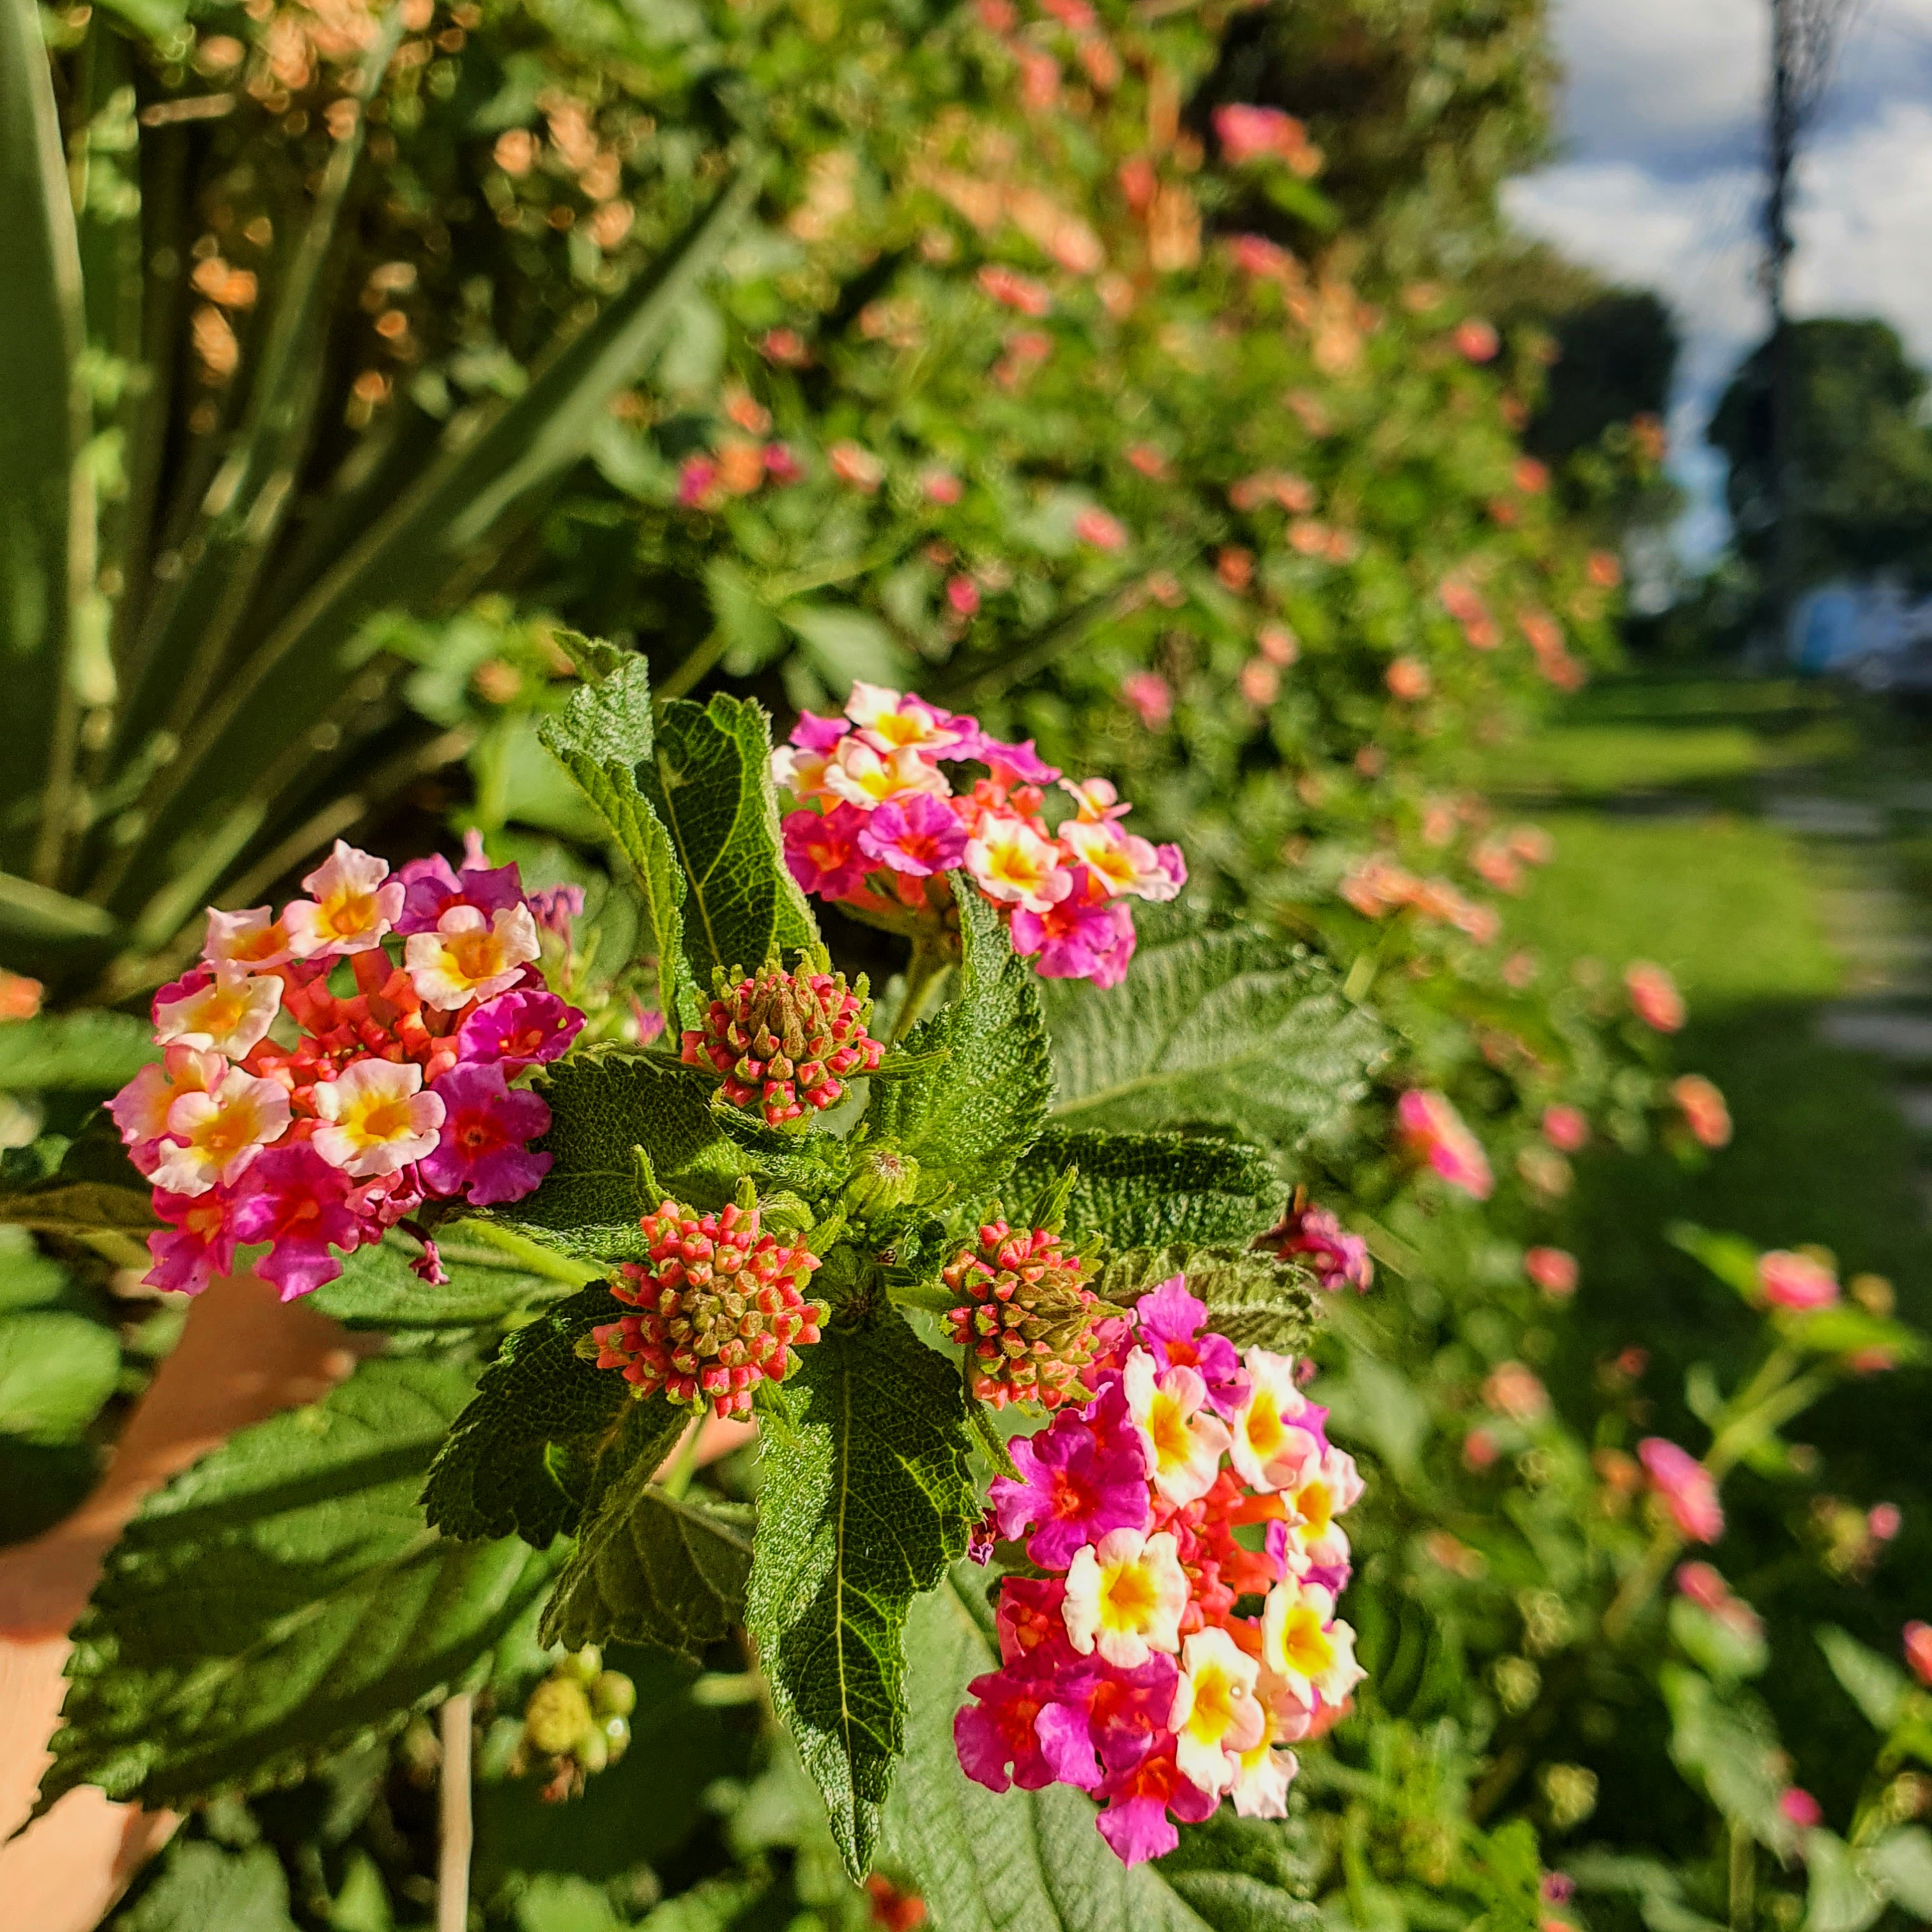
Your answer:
(681, 958), (883, 1126)
(943, 1220), (1108, 1409)
(590, 1197), (827, 1418)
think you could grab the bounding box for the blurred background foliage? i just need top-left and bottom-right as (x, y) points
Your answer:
(7, 0), (1932, 1926)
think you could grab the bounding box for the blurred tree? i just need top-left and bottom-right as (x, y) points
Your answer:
(1710, 316), (1932, 592)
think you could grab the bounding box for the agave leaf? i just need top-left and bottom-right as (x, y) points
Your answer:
(110, 160), (767, 947)
(0, 0), (92, 884)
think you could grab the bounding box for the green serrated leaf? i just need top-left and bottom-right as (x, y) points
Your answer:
(648, 693), (818, 987)
(422, 1285), (634, 1546)
(1010, 1128), (1278, 1250)
(112, 1840), (299, 1932)
(306, 1235), (571, 1330)
(747, 1312), (978, 1878)
(0, 1306), (119, 1440)
(44, 1358), (561, 1809)
(871, 880), (1054, 1195)
(1089, 1245), (1315, 1353)
(1817, 1625), (1910, 1732)
(539, 1398), (751, 1657)
(507, 1048), (733, 1255)
(882, 1570), (1323, 1932)
(1041, 908), (1387, 1158)
(0, 1009), (157, 1091)
(539, 648), (694, 1029)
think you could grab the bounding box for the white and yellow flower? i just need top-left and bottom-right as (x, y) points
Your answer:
(404, 903), (539, 1010)
(151, 1067), (291, 1195)
(154, 969), (283, 1058)
(284, 842), (404, 958)
(964, 813), (1073, 915)
(1062, 1527), (1188, 1667)
(1228, 1348), (1322, 1494)
(111, 1045), (226, 1149)
(1124, 1348), (1231, 1506)
(203, 905), (293, 970)
(1278, 1446), (1365, 1577)
(1261, 1580), (1365, 1710)
(820, 738), (951, 811)
(1169, 1626), (1266, 1795)
(771, 742), (834, 799)
(312, 1059), (446, 1176)
(844, 682), (969, 757)
(1061, 818), (1181, 903)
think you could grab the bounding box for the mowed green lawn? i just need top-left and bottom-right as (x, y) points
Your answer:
(1492, 674), (1932, 1781)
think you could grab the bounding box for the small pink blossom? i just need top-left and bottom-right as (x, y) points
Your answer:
(1626, 960), (1686, 1032)
(946, 574), (981, 616)
(420, 1063), (553, 1207)
(857, 793), (970, 877)
(1010, 872), (1137, 987)
(1541, 1105), (1589, 1152)
(1870, 1503), (1903, 1542)
(1453, 318), (1500, 362)
(922, 467), (963, 505)
(1673, 1075), (1732, 1148)
(284, 841), (404, 959)
(1394, 1090), (1493, 1200)
(1905, 1621), (1932, 1687)
(145, 1185), (241, 1296)
(828, 441), (884, 492)
(783, 804), (871, 900)
(1524, 1247), (1578, 1298)
(1120, 664), (1174, 726)
(1779, 1789), (1823, 1830)
(1074, 507), (1128, 551)
(1639, 1438), (1724, 1544)
(1758, 1250), (1839, 1312)
(456, 989), (585, 1067)
(229, 1144), (362, 1300)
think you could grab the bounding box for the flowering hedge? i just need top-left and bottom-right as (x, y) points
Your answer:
(3, 0), (1929, 1926)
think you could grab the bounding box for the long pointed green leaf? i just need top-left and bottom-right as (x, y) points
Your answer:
(109, 160), (765, 931)
(0, 0), (91, 881)
(112, 11), (402, 763)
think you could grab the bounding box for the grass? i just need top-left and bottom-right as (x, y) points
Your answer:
(1505, 811), (1842, 1011)
(1503, 670), (1932, 1819)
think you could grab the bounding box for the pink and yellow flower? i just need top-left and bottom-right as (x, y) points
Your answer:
(203, 905), (293, 970)
(153, 969), (282, 1058)
(1759, 1249), (1839, 1312)
(404, 903), (540, 1010)
(150, 1066), (292, 1195)
(1229, 1347), (1321, 1494)
(283, 841), (404, 958)
(844, 681), (977, 758)
(1064, 1527), (1190, 1667)
(1123, 1350), (1231, 1506)
(1261, 1581), (1363, 1708)
(820, 737), (953, 811)
(311, 1059), (446, 1177)
(1169, 1627), (1264, 1795)
(1395, 1089), (1494, 1199)
(1639, 1437), (1724, 1544)
(964, 813), (1072, 914)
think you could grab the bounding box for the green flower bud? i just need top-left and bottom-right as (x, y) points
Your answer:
(591, 1670), (636, 1719)
(843, 1149), (921, 1220)
(601, 1714), (631, 1762)
(561, 1644), (602, 1683)
(524, 1676), (594, 1757)
(575, 1724), (610, 1775)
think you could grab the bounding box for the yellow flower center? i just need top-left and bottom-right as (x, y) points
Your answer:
(1101, 1560), (1158, 1632)
(324, 890), (378, 937)
(1278, 1607), (1334, 1680)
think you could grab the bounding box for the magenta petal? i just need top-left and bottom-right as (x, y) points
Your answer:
(1036, 1701), (1102, 1791)
(1096, 1797), (1179, 1867)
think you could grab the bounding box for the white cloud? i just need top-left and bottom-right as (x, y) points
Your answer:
(1510, 0), (1932, 561)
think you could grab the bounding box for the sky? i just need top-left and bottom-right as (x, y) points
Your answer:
(1502, 0), (1932, 565)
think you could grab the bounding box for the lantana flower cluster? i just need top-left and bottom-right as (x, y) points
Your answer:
(956, 1277), (1366, 1866)
(772, 682), (1185, 988)
(110, 839), (584, 1299)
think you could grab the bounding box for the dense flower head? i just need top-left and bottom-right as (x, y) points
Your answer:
(109, 840), (583, 1300)
(958, 1278), (1365, 1864)
(1758, 1248), (1839, 1312)
(680, 958), (884, 1126)
(772, 683), (1184, 988)
(945, 1222), (1108, 1410)
(590, 1197), (826, 1418)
